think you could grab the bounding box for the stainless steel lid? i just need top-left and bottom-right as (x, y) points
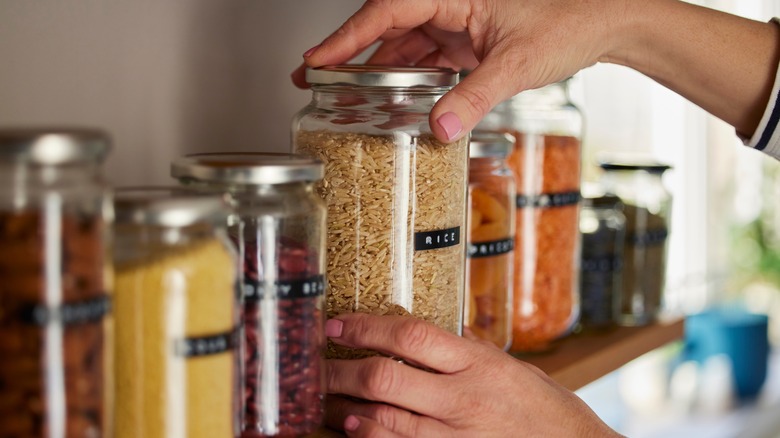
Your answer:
(114, 187), (228, 228)
(171, 152), (324, 185)
(0, 127), (110, 165)
(469, 131), (515, 158)
(306, 65), (458, 87)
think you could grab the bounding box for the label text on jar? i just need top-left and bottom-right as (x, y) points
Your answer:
(414, 226), (461, 251)
(243, 275), (326, 301)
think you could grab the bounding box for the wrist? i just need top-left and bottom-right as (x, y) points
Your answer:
(598, 0), (668, 69)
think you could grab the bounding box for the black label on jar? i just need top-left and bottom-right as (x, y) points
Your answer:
(243, 275), (326, 302)
(467, 237), (515, 258)
(516, 191), (581, 209)
(581, 255), (623, 273)
(22, 295), (112, 326)
(414, 226), (461, 251)
(175, 328), (237, 358)
(630, 228), (668, 246)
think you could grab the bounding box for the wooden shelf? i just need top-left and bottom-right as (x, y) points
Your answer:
(516, 318), (685, 391)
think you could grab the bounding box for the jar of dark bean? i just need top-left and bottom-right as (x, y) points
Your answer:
(172, 153), (326, 438)
(578, 184), (625, 329)
(0, 128), (113, 437)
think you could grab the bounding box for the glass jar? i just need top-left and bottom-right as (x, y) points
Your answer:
(466, 131), (516, 351)
(113, 188), (238, 438)
(479, 80), (583, 352)
(292, 65), (468, 359)
(598, 160), (672, 326)
(579, 184), (626, 329)
(0, 128), (113, 437)
(171, 153), (326, 437)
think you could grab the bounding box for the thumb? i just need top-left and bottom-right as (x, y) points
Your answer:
(429, 56), (526, 143)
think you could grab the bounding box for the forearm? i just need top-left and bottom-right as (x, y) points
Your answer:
(603, 0), (780, 137)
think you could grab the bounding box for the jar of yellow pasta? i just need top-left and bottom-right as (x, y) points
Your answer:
(113, 188), (238, 438)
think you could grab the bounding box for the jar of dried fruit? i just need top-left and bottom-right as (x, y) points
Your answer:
(172, 153), (327, 437)
(597, 160), (672, 326)
(466, 131), (516, 351)
(292, 65), (468, 359)
(479, 79), (583, 352)
(0, 128), (113, 437)
(113, 188), (239, 438)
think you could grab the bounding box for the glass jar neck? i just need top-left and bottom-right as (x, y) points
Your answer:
(114, 221), (220, 265)
(0, 162), (105, 210)
(228, 180), (314, 201)
(469, 156), (507, 173)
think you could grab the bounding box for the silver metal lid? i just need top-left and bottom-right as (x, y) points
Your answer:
(171, 152), (324, 185)
(469, 131), (515, 158)
(0, 127), (110, 165)
(114, 187), (228, 228)
(306, 65), (458, 87)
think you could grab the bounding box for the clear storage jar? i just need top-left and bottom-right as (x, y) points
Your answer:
(466, 131), (516, 351)
(0, 128), (113, 437)
(478, 80), (583, 352)
(579, 184), (625, 329)
(113, 188), (238, 438)
(292, 65), (468, 359)
(172, 153), (326, 438)
(598, 161), (672, 326)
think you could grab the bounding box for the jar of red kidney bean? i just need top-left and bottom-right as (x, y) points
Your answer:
(172, 153), (326, 438)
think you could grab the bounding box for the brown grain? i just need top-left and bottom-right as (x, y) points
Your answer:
(296, 130), (467, 359)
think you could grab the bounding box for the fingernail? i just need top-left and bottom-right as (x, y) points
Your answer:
(303, 44), (321, 58)
(436, 112), (463, 141)
(325, 319), (343, 337)
(344, 415), (360, 431)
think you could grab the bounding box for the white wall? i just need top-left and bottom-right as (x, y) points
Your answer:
(0, 0), (363, 186)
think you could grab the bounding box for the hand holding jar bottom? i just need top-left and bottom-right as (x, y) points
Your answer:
(321, 314), (621, 437)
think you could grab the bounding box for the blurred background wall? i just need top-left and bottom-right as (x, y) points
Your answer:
(0, 0), (363, 186)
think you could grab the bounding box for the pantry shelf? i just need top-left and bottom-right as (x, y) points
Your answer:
(517, 318), (685, 391)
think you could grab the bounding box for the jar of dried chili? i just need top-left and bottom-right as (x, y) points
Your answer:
(172, 153), (327, 438)
(466, 131), (516, 351)
(0, 128), (113, 436)
(479, 79), (583, 352)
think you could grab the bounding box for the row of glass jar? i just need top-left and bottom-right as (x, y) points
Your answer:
(0, 128), (331, 437)
(0, 65), (672, 437)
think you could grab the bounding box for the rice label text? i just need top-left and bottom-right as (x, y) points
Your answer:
(414, 226), (461, 251)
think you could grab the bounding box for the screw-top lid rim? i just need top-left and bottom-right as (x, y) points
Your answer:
(171, 152), (324, 185)
(306, 65), (458, 88)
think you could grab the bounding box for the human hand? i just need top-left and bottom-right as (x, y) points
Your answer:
(291, 0), (628, 143)
(324, 313), (621, 437)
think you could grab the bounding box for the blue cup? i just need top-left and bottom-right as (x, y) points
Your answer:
(684, 308), (770, 399)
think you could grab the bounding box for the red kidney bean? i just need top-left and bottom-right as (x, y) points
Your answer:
(237, 237), (324, 438)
